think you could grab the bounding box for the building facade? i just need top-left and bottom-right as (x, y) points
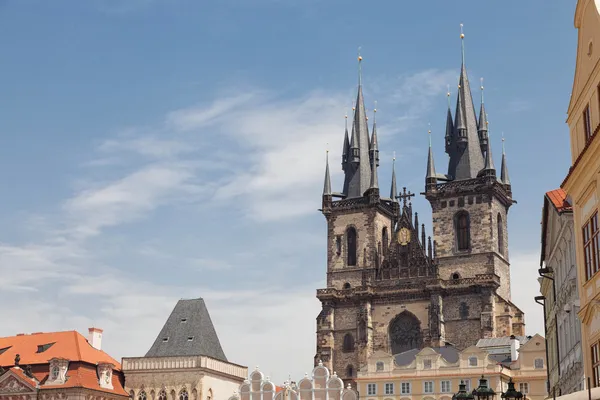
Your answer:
(315, 28), (526, 388)
(561, 0), (600, 389)
(356, 335), (547, 400)
(228, 364), (357, 400)
(539, 188), (584, 396)
(0, 329), (129, 400)
(123, 298), (248, 400)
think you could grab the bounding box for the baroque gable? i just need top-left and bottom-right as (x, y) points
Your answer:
(0, 373), (37, 395)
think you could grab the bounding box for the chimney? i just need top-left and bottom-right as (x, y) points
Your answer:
(510, 335), (519, 361)
(88, 327), (103, 351)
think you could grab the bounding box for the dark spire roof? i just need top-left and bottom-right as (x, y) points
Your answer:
(342, 116), (350, 167)
(145, 298), (227, 361)
(501, 136), (510, 185)
(479, 133), (496, 176)
(323, 150), (332, 195)
(370, 108), (379, 166)
(369, 152), (378, 190)
(344, 54), (372, 198)
(447, 27), (485, 181)
(477, 78), (489, 155)
(390, 155), (398, 200)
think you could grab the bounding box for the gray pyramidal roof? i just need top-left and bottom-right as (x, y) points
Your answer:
(145, 298), (227, 361)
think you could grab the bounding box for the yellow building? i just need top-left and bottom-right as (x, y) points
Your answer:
(562, 0), (600, 389)
(356, 335), (547, 400)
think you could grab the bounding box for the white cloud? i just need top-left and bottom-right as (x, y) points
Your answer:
(510, 251), (545, 336)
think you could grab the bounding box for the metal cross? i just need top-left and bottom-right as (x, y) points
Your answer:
(397, 187), (415, 207)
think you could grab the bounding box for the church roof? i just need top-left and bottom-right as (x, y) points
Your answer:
(145, 298), (227, 361)
(394, 346), (460, 366)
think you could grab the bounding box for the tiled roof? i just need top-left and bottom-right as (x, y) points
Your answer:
(0, 331), (120, 369)
(393, 346), (460, 366)
(476, 336), (529, 348)
(0, 331), (127, 397)
(145, 298), (227, 361)
(546, 189), (572, 213)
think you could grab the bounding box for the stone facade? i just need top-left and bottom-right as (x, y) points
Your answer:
(123, 355), (247, 400)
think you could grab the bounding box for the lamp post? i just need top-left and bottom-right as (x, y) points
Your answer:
(500, 378), (523, 400)
(473, 375), (496, 400)
(454, 380), (474, 400)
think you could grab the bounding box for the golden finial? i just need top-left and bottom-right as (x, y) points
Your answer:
(326, 142), (329, 154)
(447, 84), (450, 97)
(502, 132), (506, 154)
(428, 123), (432, 147)
(460, 23), (465, 39)
(460, 23), (466, 65)
(352, 106), (355, 111)
(393, 151), (396, 161)
(357, 46), (363, 86)
(358, 46), (362, 61)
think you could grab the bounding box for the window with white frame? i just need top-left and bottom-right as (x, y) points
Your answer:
(385, 383), (394, 395)
(423, 359), (432, 369)
(463, 379), (471, 391)
(468, 356), (478, 366)
(534, 358), (544, 369)
(401, 382), (411, 394)
(367, 383), (377, 396)
(424, 381), (434, 394)
(441, 380), (451, 393)
(519, 383), (529, 394)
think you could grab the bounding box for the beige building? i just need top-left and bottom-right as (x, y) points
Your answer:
(123, 298), (248, 400)
(562, 0), (600, 389)
(356, 335), (547, 400)
(228, 363), (357, 400)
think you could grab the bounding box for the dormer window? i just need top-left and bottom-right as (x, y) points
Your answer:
(97, 363), (114, 390)
(468, 356), (478, 366)
(163, 337), (169, 342)
(37, 343), (55, 353)
(187, 337), (194, 341)
(46, 358), (69, 385)
(181, 318), (187, 323)
(423, 359), (432, 369)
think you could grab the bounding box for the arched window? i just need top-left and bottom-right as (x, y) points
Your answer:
(179, 389), (189, 400)
(389, 311), (423, 354)
(158, 390), (168, 400)
(343, 333), (355, 352)
(50, 366), (59, 380)
(452, 272), (460, 280)
(343, 282), (351, 289)
(382, 227), (389, 255)
(497, 213), (504, 254)
(347, 227), (357, 266)
(455, 212), (470, 251)
(346, 365), (354, 378)
(139, 391), (147, 400)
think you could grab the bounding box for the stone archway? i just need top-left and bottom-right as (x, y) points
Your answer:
(389, 311), (423, 354)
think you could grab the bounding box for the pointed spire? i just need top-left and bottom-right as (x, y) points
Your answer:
(323, 149), (332, 196)
(479, 130), (496, 178)
(428, 236), (433, 259)
(426, 129), (437, 189)
(390, 152), (398, 200)
(444, 86), (454, 155)
(370, 104), (379, 167)
(448, 23), (485, 180)
(415, 212), (419, 238)
(345, 50), (371, 198)
(501, 134), (511, 185)
(421, 224), (426, 254)
(369, 148), (378, 190)
(478, 78), (489, 154)
(342, 114), (350, 169)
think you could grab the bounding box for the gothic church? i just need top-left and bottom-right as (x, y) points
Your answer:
(315, 31), (526, 387)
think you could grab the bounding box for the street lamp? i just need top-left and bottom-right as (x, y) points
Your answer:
(500, 378), (523, 400)
(454, 380), (474, 400)
(473, 375), (496, 400)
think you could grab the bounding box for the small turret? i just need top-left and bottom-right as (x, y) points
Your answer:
(390, 154), (398, 201)
(428, 236), (433, 259)
(478, 131), (496, 179)
(415, 212), (419, 238)
(501, 135), (511, 188)
(369, 107), (380, 168)
(426, 129), (438, 192)
(342, 115), (350, 171)
(444, 88), (454, 155)
(421, 224), (426, 254)
(322, 150), (332, 211)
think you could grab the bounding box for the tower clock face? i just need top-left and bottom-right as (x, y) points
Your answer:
(398, 227), (411, 245)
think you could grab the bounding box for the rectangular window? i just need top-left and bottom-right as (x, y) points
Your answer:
(423, 359), (432, 369)
(584, 212), (600, 280)
(441, 381), (451, 393)
(463, 379), (471, 392)
(593, 342), (600, 387)
(519, 383), (529, 394)
(469, 356), (478, 366)
(424, 381), (434, 394)
(385, 383), (394, 395)
(367, 383), (377, 396)
(584, 104), (593, 141)
(401, 382), (411, 394)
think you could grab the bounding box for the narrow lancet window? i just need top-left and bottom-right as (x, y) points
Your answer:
(347, 227), (357, 266)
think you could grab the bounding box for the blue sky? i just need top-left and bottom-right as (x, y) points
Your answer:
(0, 0), (577, 384)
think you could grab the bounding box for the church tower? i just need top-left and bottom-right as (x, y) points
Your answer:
(315, 29), (525, 390)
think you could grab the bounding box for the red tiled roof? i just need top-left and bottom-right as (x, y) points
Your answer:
(0, 331), (128, 397)
(0, 331), (120, 370)
(545, 188), (572, 213)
